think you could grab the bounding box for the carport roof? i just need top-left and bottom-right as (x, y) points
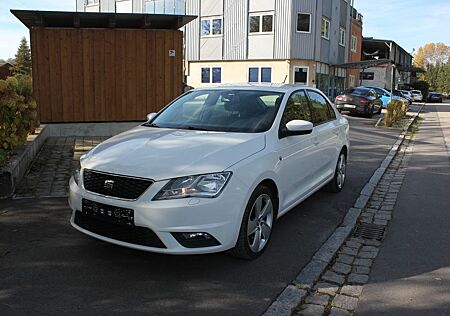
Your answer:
(11, 10), (197, 30)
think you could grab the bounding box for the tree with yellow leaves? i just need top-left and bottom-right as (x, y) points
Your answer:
(413, 42), (449, 69)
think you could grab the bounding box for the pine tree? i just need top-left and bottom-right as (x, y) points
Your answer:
(12, 37), (32, 76)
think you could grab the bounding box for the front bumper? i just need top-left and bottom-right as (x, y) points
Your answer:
(68, 175), (248, 255)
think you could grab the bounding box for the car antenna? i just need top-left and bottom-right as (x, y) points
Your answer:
(283, 75), (288, 84)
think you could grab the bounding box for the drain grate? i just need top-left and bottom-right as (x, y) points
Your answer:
(354, 223), (386, 240)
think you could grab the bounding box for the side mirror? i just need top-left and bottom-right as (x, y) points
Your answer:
(280, 120), (313, 138)
(146, 112), (157, 121)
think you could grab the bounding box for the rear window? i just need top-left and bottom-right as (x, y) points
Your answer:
(344, 88), (370, 96)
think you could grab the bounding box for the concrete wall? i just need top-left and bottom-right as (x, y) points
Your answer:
(186, 59), (316, 87)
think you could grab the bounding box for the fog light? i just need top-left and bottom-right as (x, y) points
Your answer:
(172, 232), (220, 248)
(182, 232), (212, 240)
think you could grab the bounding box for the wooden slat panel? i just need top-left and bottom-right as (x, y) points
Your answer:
(104, 30), (115, 121)
(32, 28), (183, 123)
(71, 29), (84, 121)
(60, 29), (73, 122)
(146, 31), (156, 114)
(82, 29), (94, 121)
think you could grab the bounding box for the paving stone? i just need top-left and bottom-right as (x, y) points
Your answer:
(332, 294), (359, 310)
(363, 239), (382, 246)
(352, 265), (370, 275)
(265, 285), (307, 316)
(332, 262), (352, 275)
(336, 254), (354, 265)
(373, 219), (388, 226)
(345, 240), (361, 249)
(358, 251), (378, 259)
(348, 273), (369, 285)
(322, 271), (345, 285)
(340, 285), (363, 297)
(329, 307), (351, 316)
(314, 282), (339, 296)
(340, 246), (358, 256)
(354, 258), (372, 267)
(304, 293), (330, 306)
(296, 304), (325, 316)
(374, 214), (392, 221)
(361, 246), (379, 252)
(380, 205), (395, 211)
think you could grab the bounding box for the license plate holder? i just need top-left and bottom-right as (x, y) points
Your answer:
(82, 199), (134, 226)
(344, 104), (356, 109)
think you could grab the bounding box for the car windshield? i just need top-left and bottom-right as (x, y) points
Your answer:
(344, 88), (370, 96)
(146, 89), (285, 133)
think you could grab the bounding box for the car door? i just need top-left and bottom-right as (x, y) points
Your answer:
(275, 90), (317, 209)
(306, 90), (339, 184)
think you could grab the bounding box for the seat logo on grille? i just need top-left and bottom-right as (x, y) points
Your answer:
(104, 180), (114, 190)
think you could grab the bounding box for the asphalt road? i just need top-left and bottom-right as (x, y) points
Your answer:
(0, 113), (401, 316)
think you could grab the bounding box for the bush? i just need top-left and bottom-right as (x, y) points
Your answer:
(385, 99), (408, 127)
(0, 75), (38, 167)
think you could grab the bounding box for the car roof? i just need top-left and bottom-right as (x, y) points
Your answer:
(192, 84), (323, 94)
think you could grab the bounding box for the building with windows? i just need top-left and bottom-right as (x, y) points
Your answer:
(78, 0), (352, 98)
(360, 38), (413, 90)
(346, 7), (362, 88)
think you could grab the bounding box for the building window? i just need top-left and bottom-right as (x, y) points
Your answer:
(248, 67), (272, 83)
(249, 13), (274, 33)
(294, 67), (309, 85)
(201, 67), (222, 83)
(321, 17), (330, 40)
(201, 18), (223, 36)
(261, 68), (272, 82)
(349, 75), (355, 87)
(297, 13), (311, 33)
(86, 0), (99, 4)
(339, 27), (346, 46)
(351, 35), (357, 52)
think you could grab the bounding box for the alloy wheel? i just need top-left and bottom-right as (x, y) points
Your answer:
(336, 154), (346, 189)
(247, 194), (274, 253)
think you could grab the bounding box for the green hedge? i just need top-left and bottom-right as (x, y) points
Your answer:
(0, 75), (39, 167)
(385, 99), (408, 127)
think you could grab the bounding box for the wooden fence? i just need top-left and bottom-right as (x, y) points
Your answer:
(31, 27), (183, 122)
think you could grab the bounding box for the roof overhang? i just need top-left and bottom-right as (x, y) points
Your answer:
(338, 59), (392, 69)
(11, 10), (197, 30)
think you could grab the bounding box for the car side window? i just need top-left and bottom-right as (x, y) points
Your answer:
(306, 90), (334, 125)
(280, 90), (312, 129)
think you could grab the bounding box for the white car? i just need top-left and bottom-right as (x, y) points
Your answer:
(411, 90), (423, 101)
(69, 85), (350, 259)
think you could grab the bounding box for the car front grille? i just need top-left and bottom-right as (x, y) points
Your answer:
(74, 211), (166, 248)
(83, 169), (153, 200)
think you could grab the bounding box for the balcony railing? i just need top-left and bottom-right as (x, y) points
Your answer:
(145, 0), (186, 15)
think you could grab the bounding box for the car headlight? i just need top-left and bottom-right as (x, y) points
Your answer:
(153, 172), (232, 200)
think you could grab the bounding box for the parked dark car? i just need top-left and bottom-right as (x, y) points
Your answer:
(427, 92), (443, 103)
(335, 87), (382, 118)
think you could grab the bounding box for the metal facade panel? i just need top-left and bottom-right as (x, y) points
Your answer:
(185, 0), (200, 61)
(291, 0), (316, 60)
(328, 0), (340, 65)
(273, 0), (292, 59)
(223, 0), (248, 60)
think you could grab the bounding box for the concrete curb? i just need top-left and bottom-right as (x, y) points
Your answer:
(0, 126), (49, 199)
(263, 106), (424, 316)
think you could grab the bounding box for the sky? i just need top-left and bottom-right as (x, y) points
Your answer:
(1, 0), (450, 60)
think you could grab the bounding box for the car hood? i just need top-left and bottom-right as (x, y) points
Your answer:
(81, 126), (266, 181)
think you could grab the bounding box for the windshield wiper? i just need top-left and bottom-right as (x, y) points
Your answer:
(143, 122), (160, 128)
(184, 126), (212, 131)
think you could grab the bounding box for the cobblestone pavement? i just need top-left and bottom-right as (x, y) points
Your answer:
(14, 137), (106, 199)
(293, 123), (416, 315)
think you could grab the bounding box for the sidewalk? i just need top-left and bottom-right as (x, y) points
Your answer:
(355, 104), (450, 315)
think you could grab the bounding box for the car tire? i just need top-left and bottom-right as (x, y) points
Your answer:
(325, 151), (347, 193)
(230, 185), (276, 260)
(365, 105), (373, 118)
